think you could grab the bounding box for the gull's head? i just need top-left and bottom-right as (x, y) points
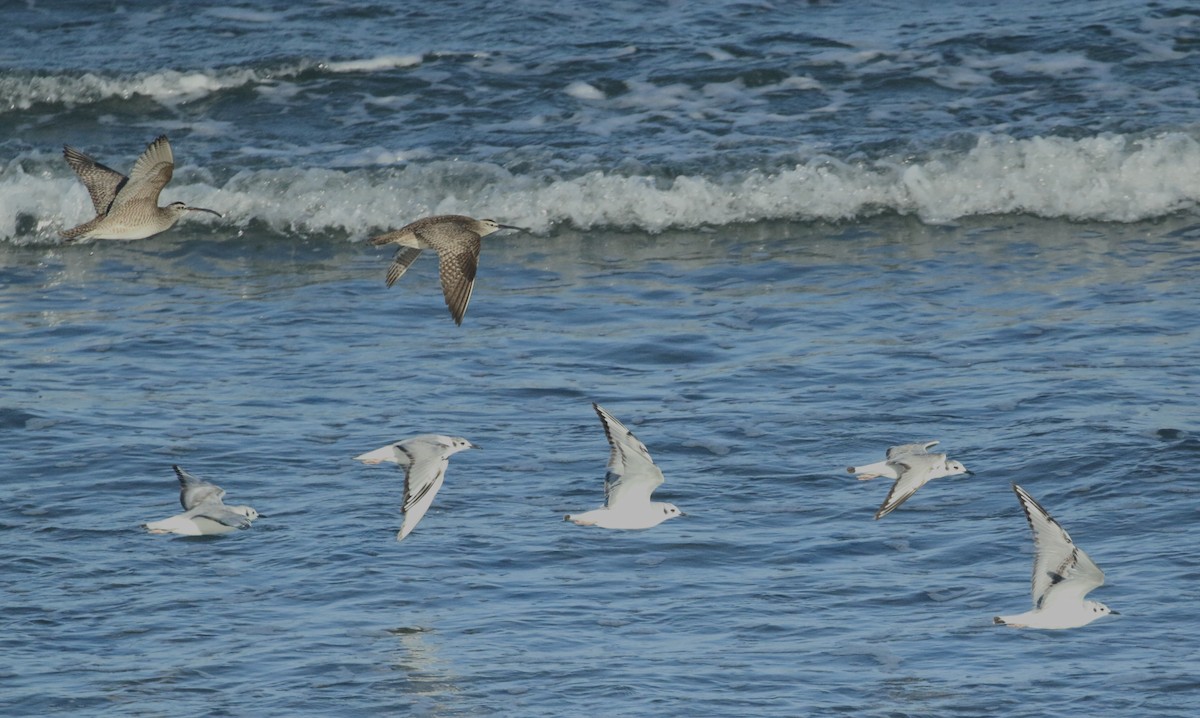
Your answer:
(477, 218), (527, 236)
(229, 505), (260, 520)
(660, 503), (685, 520)
(1088, 600), (1118, 618)
(945, 459), (971, 477)
(444, 436), (476, 454)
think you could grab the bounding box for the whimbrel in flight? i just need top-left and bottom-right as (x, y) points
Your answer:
(369, 214), (524, 325)
(60, 135), (221, 242)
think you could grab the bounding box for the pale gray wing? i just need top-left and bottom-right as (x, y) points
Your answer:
(63, 145), (128, 214)
(354, 442), (410, 465)
(874, 454), (941, 519)
(187, 501), (252, 531)
(421, 225), (481, 326)
(385, 246), (423, 288)
(394, 439), (453, 541)
(593, 403), (665, 510)
(111, 135), (174, 209)
(1012, 484), (1105, 608)
(885, 441), (939, 460)
(173, 464), (225, 510)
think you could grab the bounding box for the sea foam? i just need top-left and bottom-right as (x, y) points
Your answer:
(4, 132), (1199, 244)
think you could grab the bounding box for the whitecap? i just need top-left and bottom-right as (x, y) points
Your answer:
(7, 131), (1200, 243)
(323, 55), (424, 73)
(565, 82), (606, 101)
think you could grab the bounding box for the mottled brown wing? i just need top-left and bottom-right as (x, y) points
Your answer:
(425, 229), (481, 325)
(63, 145), (128, 215)
(385, 246), (424, 288)
(112, 135), (175, 209)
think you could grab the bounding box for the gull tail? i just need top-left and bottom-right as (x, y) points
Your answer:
(848, 459), (893, 480)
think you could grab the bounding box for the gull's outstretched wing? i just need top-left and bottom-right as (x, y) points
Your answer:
(187, 501), (253, 531)
(1012, 484), (1105, 609)
(394, 438), (455, 541)
(874, 453), (944, 519)
(885, 441), (939, 460)
(174, 464), (225, 510)
(593, 403), (665, 511)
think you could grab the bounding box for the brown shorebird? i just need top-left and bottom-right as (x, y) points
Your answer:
(60, 135), (221, 242)
(369, 214), (524, 325)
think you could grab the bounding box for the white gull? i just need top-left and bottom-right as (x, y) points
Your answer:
(354, 434), (475, 541)
(847, 441), (970, 519)
(565, 403), (684, 530)
(144, 465), (260, 536)
(994, 483), (1117, 629)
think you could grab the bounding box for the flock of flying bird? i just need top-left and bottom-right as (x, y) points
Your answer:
(63, 135), (1116, 630)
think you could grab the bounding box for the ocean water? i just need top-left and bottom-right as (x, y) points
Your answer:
(2, 1), (1200, 716)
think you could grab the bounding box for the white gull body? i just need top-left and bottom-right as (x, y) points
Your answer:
(994, 484), (1116, 630)
(354, 434), (475, 541)
(565, 403), (684, 530)
(143, 465), (260, 536)
(847, 441), (970, 519)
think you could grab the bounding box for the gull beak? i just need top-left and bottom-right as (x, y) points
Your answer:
(963, 469), (976, 477)
(188, 206), (223, 218)
(256, 513), (268, 518)
(497, 223), (527, 232)
(1109, 610), (1121, 615)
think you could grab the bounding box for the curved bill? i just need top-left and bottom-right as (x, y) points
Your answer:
(187, 206), (223, 218)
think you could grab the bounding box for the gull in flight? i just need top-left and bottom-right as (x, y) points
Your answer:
(847, 441), (970, 519)
(994, 483), (1117, 629)
(60, 135), (221, 242)
(565, 403), (684, 530)
(143, 465), (260, 536)
(354, 434), (475, 541)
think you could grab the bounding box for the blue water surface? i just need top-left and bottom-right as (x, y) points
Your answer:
(2, 1), (1200, 716)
